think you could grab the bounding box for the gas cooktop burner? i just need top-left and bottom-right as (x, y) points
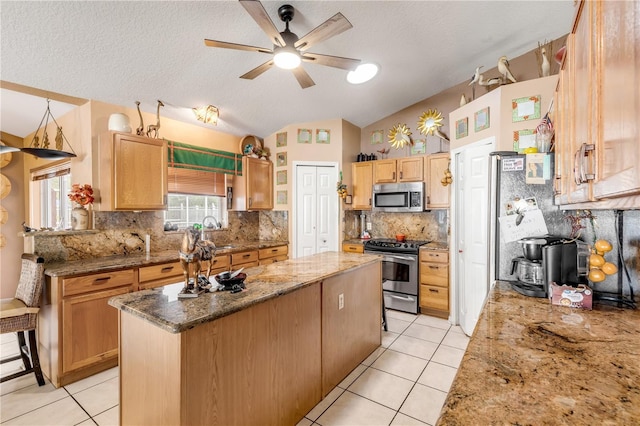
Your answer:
(364, 238), (430, 254)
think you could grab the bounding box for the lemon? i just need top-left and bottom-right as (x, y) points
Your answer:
(594, 239), (613, 253)
(589, 253), (605, 268)
(602, 262), (618, 275)
(588, 268), (606, 283)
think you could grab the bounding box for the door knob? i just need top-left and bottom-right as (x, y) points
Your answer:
(458, 250), (463, 253)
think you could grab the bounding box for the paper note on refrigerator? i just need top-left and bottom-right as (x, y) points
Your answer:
(498, 209), (549, 243)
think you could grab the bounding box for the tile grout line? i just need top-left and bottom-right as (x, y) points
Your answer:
(63, 386), (97, 425)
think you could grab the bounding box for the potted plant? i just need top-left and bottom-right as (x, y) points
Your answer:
(68, 184), (94, 230)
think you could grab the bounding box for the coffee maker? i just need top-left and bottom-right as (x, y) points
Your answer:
(542, 240), (590, 293)
(510, 236), (563, 297)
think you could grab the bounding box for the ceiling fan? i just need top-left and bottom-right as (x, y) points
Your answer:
(204, 0), (361, 89)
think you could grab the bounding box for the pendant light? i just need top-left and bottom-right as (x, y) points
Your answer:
(21, 99), (77, 160)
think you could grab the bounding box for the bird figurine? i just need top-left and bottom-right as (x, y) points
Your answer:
(541, 47), (551, 77)
(376, 148), (390, 159)
(478, 74), (502, 87)
(460, 94), (468, 107)
(497, 56), (517, 83)
(468, 66), (483, 99)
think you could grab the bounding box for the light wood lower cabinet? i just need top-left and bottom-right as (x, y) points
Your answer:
(41, 269), (135, 387)
(342, 242), (364, 254)
(138, 261), (182, 290)
(231, 250), (259, 269)
(258, 245), (288, 265)
(419, 249), (450, 318)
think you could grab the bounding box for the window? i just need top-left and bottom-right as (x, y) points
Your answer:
(164, 168), (228, 230)
(31, 162), (71, 229)
(164, 194), (227, 230)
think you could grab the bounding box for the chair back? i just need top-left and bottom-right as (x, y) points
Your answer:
(15, 254), (45, 308)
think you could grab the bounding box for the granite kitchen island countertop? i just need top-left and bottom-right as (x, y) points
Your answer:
(437, 281), (640, 425)
(43, 240), (288, 277)
(109, 251), (381, 333)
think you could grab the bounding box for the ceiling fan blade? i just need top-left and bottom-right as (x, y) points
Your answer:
(204, 39), (273, 54)
(239, 60), (274, 80)
(291, 67), (315, 89)
(239, 0), (285, 47)
(302, 52), (361, 71)
(294, 13), (353, 51)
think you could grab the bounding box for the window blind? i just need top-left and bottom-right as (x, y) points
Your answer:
(31, 161), (71, 181)
(168, 167), (226, 196)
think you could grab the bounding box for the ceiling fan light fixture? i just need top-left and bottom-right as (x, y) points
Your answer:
(273, 46), (301, 69)
(347, 63), (379, 84)
(192, 105), (219, 126)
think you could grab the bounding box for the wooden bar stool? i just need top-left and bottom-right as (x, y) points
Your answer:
(0, 254), (46, 386)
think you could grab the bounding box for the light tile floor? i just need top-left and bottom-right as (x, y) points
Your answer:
(0, 312), (468, 425)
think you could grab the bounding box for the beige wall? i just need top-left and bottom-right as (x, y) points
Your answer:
(360, 35), (567, 157)
(264, 119), (361, 253)
(1, 145), (25, 298)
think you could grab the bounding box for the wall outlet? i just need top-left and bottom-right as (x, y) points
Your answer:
(338, 293), (344, 310)
(366, 222), (372, 231)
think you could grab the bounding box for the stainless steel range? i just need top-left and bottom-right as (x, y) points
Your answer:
(364, 238), (430, 314)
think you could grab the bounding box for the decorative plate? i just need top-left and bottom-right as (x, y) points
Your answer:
(0, 205), (7, 225)
(0, 150), (12, 168)
(0, 174), (11, 200)
(240, 135), (262, 155)
(388, 124), (413, 149)
(417, 109), (444, 136)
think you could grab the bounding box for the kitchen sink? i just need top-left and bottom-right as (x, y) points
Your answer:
(217, 244), (237, 249)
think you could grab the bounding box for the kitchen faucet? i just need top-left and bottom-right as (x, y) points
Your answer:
(201, 215), (221, 240)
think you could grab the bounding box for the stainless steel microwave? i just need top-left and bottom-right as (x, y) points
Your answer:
(372, 182), (424, 212)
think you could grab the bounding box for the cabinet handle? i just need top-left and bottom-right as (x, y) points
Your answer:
(574, 143), (595, 185)
(399, 171), (403, 179)
(243, 253), (251, 258)
(428, 265), (439, 269)
(429, 288), (440, 293)
(393, 171), (396, 180)
(161, 266), (174, 272)
(368, 198), (371, 206)
(271, 249), (278, 252)
(93, 277), (111, 284)
(249, 197), (252, 207)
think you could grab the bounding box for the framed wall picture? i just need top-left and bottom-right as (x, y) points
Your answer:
(411, 139), (426, 155)
(455, 117), (468, 139)
(316, 129), (330, 144)
(276, 132), (287, 147)
(297, 128), (312, 144)
(276, 190), (287, 205)
(371, 130), (384, 145)
(276, 170), (287, 185)
(513, 129), (536, 152)
(474, 107), (490, 132)
(512, 95), (541, 122)
(276, 152), (287, 167)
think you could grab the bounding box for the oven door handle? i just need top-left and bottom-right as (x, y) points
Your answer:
(388, 294), (416, 302)
(382, 254), (417, 262)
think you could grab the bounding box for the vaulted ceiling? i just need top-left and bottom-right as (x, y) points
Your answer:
(1, 1), (575, 139)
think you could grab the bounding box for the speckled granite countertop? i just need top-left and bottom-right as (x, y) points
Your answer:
(44, 241), (288, 277)
(420, 242), (448, 251)
(438, 281), (640, 425)
(109, 252), (381, 334)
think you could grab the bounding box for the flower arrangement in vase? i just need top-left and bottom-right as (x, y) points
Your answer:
(68, 184), (94, 230)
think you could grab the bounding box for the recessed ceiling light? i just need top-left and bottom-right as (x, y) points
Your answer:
(347, 63), (379, 84)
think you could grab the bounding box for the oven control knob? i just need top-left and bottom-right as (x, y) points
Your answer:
(404, 243), (408, 248)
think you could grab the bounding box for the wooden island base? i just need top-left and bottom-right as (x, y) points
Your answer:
(117, 260), (381, 425)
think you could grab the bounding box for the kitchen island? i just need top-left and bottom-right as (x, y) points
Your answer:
(109, 251), (382, 426)
(438, 281), (640, 425)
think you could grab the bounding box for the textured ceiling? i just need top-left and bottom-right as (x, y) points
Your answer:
(1, 1), (575, 139)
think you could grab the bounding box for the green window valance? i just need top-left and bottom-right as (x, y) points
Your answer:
(166, 140), (242, 175)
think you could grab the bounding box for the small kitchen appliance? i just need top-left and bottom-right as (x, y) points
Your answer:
(364, 238), (430, 314)
(542, 239), (590, 293)
(509, 235), (563, 297)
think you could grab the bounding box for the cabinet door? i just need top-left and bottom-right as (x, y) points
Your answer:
(231, 250), (259, 267)
(567, 1), (596, 203)
(398, 157), (423, 182)
(420, 284), (449, 312)
(352, 162), (373, 210)
(113, 133), (168, 210)
(62, 286), (130, 374)
(554, 65), (572, 205)
(138, 261), (182, 290)
(425, 154), (450, 208)
(342, 243), (364, 254)
(593, 0), (640, 199)
(245, 157), (273, 210)
(373, 159), (397, 183)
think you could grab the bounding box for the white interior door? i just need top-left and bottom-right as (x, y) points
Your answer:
(453, 139), (494, 336)
(294, 164), (339, 258)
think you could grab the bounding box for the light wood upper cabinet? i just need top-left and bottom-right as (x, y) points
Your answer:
(554, 0), (640, 208)
(373, 158), (423, 183)
(97, 132), (168, 211)
(352, 162), (373, 210)
(231, 157), (273, 210)
(425, 153), (450, 208)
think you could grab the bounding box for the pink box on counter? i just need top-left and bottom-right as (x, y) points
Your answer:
(549, 282), (593, 310)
